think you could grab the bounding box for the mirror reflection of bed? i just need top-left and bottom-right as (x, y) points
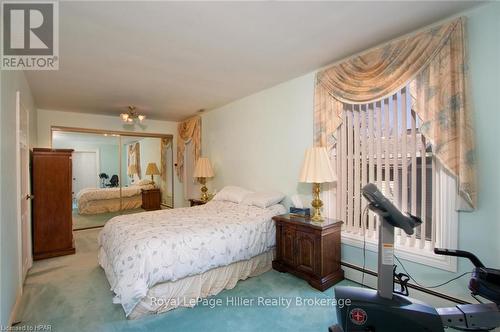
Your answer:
(51, 129), (174, 231)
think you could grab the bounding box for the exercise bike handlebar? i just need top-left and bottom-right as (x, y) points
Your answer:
(362, 183), (422, 235)
(434, 248), (485, 268)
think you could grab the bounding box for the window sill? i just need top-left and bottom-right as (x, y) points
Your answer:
(341, 231), (457, 272)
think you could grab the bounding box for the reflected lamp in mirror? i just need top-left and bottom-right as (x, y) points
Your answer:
(145, 162), (161, 185)
(299, 147), (336, 222)
(193, 157), (215, 202)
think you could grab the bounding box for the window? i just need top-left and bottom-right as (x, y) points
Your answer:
(326, 85), (458, 271)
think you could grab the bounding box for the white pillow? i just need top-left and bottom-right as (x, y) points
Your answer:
(241, 191), (285, 208)
(137, 179), (153, 186)
(213, 186), (253, 203)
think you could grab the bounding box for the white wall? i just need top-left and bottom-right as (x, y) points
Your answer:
(139, 137), (162, 184)
(202, 72), (316, 206)
(0, 71), (37, 326)
(37, 109), (184, 207)
(52, 139), (120, 180)
(202, 3), (500, 302)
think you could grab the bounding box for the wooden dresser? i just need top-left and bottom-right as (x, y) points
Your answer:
(141, 188), (161, 211)
(272, 214), (344, 291)
(32, 148), (75, 260)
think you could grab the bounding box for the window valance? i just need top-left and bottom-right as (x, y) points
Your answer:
(314, 17), (476, 209)
(176, 116), (201, 182)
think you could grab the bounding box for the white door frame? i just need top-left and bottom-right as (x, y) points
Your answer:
(72, 149), (100, 190)
(16, 91), (32, 285)
(183, 138), (198, 200)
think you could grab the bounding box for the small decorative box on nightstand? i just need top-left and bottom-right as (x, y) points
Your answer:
(189, 199), (206, 207)
(272, 214), (344, 291)
(141, 188), (161, 211)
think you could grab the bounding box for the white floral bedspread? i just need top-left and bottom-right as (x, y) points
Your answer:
(98, 200), (286, 316)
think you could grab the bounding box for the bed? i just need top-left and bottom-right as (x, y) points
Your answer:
(76, 183), (155, 215)
(98, 199), (286, 319)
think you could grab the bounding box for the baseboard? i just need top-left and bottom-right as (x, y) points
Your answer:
(8, 286), (23, 327)
(341, 262), (472, 308)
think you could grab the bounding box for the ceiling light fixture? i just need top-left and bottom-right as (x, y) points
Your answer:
(120, 106), (146, 124)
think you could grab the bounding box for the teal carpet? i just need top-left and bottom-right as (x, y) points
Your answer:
(17, 229), (354, 332)
(72, 208), (145, 230)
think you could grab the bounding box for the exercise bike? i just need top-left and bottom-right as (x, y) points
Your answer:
(330, 183), (500, 332)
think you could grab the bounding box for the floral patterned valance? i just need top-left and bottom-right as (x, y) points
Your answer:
(314, 17), (476, 209)
(176, 116), (201, 182)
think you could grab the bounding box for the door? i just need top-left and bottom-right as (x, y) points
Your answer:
(17, 91), (32, 279)
(32, 151), (74, 255)
(296, 230), (317, 275)
(72, 151), (98, 201)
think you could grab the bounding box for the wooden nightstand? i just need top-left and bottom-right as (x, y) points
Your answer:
(189, 198), (206, 207)
(272, 214), (344, 291)
(141, 188), (161, 211)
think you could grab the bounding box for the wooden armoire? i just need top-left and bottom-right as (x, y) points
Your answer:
(32, 148), (75, 260)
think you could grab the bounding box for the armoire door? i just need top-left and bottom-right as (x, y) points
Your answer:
(32, 149), (74, 258)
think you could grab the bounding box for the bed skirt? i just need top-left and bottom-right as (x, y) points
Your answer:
(78, 195), (142, 215)
(100, 249), (274, 319)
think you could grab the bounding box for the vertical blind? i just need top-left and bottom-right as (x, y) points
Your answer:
(332, 85), (435, 249)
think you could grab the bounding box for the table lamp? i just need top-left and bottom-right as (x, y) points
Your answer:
(145, 162), (160, 184)
(193, 157), (215, 202)
(299, 147), (337, 222)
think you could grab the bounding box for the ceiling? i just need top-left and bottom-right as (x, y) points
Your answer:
(26, 1), (483, 121)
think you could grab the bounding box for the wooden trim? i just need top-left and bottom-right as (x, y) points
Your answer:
(8, 285), (23, 327)
(50, 126), (175, 208)
(33, 247), (76, 261)
(33, 148), (74, 153)
(50, 126), (173, 147)
(272, 214), (343, 231)
(74, 225), (105, 231)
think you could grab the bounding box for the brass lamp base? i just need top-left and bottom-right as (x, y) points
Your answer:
(311, 183), (324, 222)
(150, 175), (155, 185)
(198, 177), (209, 202)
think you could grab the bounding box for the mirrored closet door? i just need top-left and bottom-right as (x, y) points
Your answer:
(51, 128), (173, 231)
(121, 135), (174, 209)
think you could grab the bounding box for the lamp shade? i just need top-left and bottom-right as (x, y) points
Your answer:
(299, 147), (336, 183)
(145, 162), (161, 176)
(193, 157), (215, 178)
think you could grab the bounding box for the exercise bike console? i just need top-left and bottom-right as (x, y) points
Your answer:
(362, 183), (422, 235)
